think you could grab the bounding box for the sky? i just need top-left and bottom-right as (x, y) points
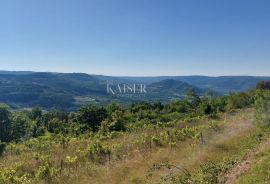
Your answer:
(0, 0), (270, 76)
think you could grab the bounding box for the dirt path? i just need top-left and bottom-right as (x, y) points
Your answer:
(221, 137), (270, 184)
(181, 113), (255, 170)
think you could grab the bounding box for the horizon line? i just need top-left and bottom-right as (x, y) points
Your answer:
(0, 70), (270, 78)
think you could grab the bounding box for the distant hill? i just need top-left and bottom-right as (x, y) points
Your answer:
(0, 71), (269, 110)
(118, 76), (270, 94)
(146, 79), (203, 101)
(0, 71), (34, 75)
(0, 72), (107, 110)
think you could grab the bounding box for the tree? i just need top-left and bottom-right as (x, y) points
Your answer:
(0, 104), (12, 142)
(33, 120), (46, 137)
(165, 101), (189, 113)
(77, 105), (107, 131)
(185, 88), (200, 109)
(256, 81), (270, 90)
(152, 102), (164, 111)
(42, 109), (68, 129)
(0, 140), (5, 156)
(226, 92), (253, 111)
(107, 102), (123, 116)
(48, 118), (64, 134)
(197, 90), (215, 115)
(30, 107), (42, 120)
(10, 112), (33, 141)
(211, 96), (227, 113)
(101, 109), (126, 132)
(105, 102), (127, 131)
(199, 102), (213, 115)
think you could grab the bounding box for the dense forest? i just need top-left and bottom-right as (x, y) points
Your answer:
(0, 81), (270, 184)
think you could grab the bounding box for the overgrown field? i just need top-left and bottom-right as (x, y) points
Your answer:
(0, 84), (270, 184)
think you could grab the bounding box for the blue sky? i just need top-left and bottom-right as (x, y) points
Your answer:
(0, 0), (270, 76)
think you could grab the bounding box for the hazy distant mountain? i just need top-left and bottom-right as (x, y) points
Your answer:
(0, 71), (269, 110)
(0, 72), (107, 110)
(118, 76), (270, 94)
(0, 71), (34, 75)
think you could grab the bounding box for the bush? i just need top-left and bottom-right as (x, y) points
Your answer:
(0, 165), (32, 184)
(256, 81), (270, 90)
(36, 155), (59, 181)
(198, 162), (220, 184)
(255, 90), (270, 125)
(0, 141), (6, 156)
(0, 104), (12, 142)
(87, 140), (111, 163)
(226, 92), (253, 111)
(151, 136), (162, 147)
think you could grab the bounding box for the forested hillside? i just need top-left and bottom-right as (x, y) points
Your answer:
(0, 82), (270, 184)
(0, 71), (269, 110)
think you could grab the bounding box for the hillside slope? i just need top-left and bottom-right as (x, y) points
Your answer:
(0, 109), (266, 184)
(118, 76), (270, 94)
(0, 72), (203, 109)
(0, 71), (269, 109)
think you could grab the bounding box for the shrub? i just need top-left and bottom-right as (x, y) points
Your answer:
(87, 140), (111, 163)
(36, 155), (59, 181)
(151, 136), (162, 147)
(198, 162), (220, 184)
(0, 165), (32, 184)
(255, 91), (270, 125)
(256, 81), (270, 90)
(0, 104), (12, 142)
(0, 141), (6, 156)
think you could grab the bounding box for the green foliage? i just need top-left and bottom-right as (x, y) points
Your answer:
(255, 90), (270, 125)
(0, 82), (268, 184)
(77, 105), (107, 131)
(47, 118), (64, 134)
(165, 101), (189, 113)
(186, 88), (201, 109)
(29, 107), (42, 121)
(197, 162), (220, 184)
(57, 134), (70, 149)
(65, 155), (78, 164)
(171, 126), (203, 141)
(107, 102), (123, 116)
(101, 109), (127, 132)
(198, 102), (213, 115)
(235, 149), (270, 183)
(219, 157), (238, 174)
(10, 112), (34, 141)
(211, 96), (227, 113)
(0, 86), (260, 145)
(256, 81), (270, 90)
(32, 120), (46, 138)
(226, 92), (253, 111)
(0, 165), (32, 184)
(151, 160), (237, 184)
(36, 155), (60, 181)
(151, 136), (162, 147)
(0, 104), (12, 142)
(87, 140), (111, 163)
(0, 141), (6, 156)
(147, 161), (193, 184)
